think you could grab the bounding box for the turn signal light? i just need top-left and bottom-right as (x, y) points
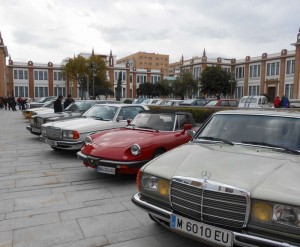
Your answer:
(73, 130), (80, 139)
(251, 202), (273, 222)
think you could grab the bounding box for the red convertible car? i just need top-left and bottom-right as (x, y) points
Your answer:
(77, 110), (197, 175)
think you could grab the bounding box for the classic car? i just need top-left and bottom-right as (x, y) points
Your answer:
(26, 100), (119, 135)
(28, 96), (57, 108)
(77, 110), (197, 175)
(22, 100), (56, 118)
(204, 99), (239, 107)
(41, 104), (149, 151)
(132, 110), (300, 247)
(238, 95), (271, 108)
(179, 98), (210, 106)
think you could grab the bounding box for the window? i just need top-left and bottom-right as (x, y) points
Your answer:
(35, 87), (49, 97)
(137, 75), (147, 83)
(236, 86), (244, 99)
(35, 70), (48, 80)
(249, 85), (260, 96)
(249, 64), (261, 78)
(235, 67), (244, 79)
(266, 62), (280, 76)
(286, 60), (295, 74)
(285, 84), (293, 99)
(151, 75), (161, 84)
(54, 86), (66, 97)
(130, 74), (133, 83)
(193, 67), (201, 79)
(14, 69), (28, 80)
(14, 86), (29, 97)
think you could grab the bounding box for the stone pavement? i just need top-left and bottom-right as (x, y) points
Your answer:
(0, 109), (202, 247)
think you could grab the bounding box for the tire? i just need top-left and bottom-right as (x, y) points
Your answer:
(152, 149), (165, 159)
(51, 146), (60, 151)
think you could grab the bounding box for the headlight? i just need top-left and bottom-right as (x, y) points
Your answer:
(41, 126), (47, 135)
(141, 174), (170, 197)
(250, 199), (300, 230)
(62, 130), (79, 139)
(130, 144), (141, 156)
(84, 136), (93, 144)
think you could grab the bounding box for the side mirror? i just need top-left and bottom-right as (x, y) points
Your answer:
(127, 119), (131, 126)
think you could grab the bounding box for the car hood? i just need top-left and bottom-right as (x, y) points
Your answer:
(42, 118), (113, 132)
(143, 143), (300, 204)
(93, 129), (160, 148)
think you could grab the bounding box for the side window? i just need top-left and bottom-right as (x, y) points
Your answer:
(220, 101), (227, 106)
(175, 115), (189, 130)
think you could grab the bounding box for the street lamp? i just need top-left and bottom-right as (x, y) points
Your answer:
(91, 62), (95, 99)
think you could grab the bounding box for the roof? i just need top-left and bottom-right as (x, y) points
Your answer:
(213, 109), (300, 118)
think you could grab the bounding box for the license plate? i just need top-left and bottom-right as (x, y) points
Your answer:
(32, 127), (41, 134)
(97, 165), (115, 175)
(170, 214), (233, 246)
(46, 139), (57, 146)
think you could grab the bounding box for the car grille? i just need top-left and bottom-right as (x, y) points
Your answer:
(170, 177), (249, 229)
(45, 126), (62, 140)
(30, 117), (44, 128)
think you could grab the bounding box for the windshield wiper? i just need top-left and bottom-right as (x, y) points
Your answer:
(198, 136), (234, 145)
(241, 141), (299, 155)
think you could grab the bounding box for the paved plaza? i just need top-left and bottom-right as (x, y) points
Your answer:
(0, 110), (202, 247)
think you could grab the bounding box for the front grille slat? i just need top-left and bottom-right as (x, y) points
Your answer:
(170, 178), (249, 229)
(46, 127), (62, 140)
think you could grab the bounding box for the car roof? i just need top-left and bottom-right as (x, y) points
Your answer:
(213, 109), (300, 118)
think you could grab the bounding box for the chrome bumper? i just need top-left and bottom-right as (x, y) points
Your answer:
(77, 151), (148, 167)
(132, 193), (298, 247)
(44, 138), (83, 150)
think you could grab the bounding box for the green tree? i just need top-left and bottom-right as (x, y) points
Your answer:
(200, 66), (237, 99)
(137, 82), (153, 98)
(151, 80), (171, 97)
(172, 71), (198, 100)
(61, 54), (109, 99)
(115, 71), (122, 101)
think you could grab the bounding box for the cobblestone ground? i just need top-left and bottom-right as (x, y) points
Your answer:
(0, 109), (202, 247)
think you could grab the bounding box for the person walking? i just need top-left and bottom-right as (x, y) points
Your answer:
(54, 95), (64, 113)
(63, 94), (74, 109)
(280, 96), (290, 108)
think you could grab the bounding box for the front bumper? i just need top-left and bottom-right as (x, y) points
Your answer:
(44, 137), (83, 150)
(77, 151), (148, 171)
(26, 125), (41, 135)
(132, 192), (298, 247)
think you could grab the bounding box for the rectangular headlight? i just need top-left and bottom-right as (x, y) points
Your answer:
(63, 130), (74, 139)
(141, 174), (170, 197)
(250, 199), (300, 231)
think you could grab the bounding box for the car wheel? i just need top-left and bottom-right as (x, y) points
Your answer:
(51, 146), (60, 151)
(152, 149), (165, 159)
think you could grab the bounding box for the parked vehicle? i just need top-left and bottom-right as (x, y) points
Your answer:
(132, 98), (148, 104)
(179, 98), (210, 106)
(205, 99), (239, 107)
(22, 100), (56, 118)
(289, 99), (300, 108)
(161, 99), (184, 106)
(26, 100), (118, 135)
(41, 104), (148, 151)
(77, 110), (197, 175)
(28, 96), (57, 108)
(132, 110), (300, 246)
(238, 95), (271, 108)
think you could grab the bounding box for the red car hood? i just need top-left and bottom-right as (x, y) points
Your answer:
(92, 128), (162, 148)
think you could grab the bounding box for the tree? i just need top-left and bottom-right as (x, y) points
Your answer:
(61, 54), (109, 99)
(151, 80), (171, 97)
(200, 66), (237, 99)
(136, 82), (154, 98)
(172, 71), (198, 100)
(115, 71), (122, 101)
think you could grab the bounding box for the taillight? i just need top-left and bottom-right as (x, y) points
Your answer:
(73, 130), (80, 139)
(136, 170), (142, 191)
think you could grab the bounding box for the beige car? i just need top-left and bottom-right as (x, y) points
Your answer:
(132, 110), (300, 247)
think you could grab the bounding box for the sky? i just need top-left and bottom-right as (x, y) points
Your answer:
(0, 0), (299, 65)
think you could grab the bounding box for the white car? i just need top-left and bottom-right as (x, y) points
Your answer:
(41, 104), (149, 150)
(132, 110), (300, 246)
(238, 95), (271, 108)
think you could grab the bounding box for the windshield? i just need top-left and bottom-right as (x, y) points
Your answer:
(82, 105), (117, 120)
(43, 101), (54, 108)
(205, 100), (218, 106)
(131, 113), (175, 131)
(37, 97), (47, 103)
(65, 101), (93, 112)
(195, 114), (300, 151)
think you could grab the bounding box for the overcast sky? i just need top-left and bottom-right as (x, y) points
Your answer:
(0, 0), (299, 64)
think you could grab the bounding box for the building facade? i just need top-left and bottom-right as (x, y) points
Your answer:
(179, 31), (300, 100)
(116, 51), (169, 76)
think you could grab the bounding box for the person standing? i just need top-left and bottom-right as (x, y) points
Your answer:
(63, 94), (74, 109)
(273, 96), (281, 108)
(280, 96), (290, 108)
(54, 95), (64, 113)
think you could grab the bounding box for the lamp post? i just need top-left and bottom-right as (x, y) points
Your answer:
(91, 62), (95, 99)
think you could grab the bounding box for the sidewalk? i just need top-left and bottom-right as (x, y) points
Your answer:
(0, 110), (197, 247)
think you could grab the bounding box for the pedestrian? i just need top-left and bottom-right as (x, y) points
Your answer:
(3, 96), (7, 110)
(11, 96), (17, 111)
(280, 96), (290, 108)
(54, 95), (64, 113)
(63, 94), (74, 109)
(273, 96), (281, 108)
